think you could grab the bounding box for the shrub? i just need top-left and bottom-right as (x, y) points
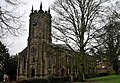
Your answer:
(16, 76), (71, 83)
(108, 70), (116, 75)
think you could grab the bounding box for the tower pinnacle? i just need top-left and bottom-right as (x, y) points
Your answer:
(40, 1), (42, 11)
(31, 5), (34, 13)
(48, 7), (50, 13)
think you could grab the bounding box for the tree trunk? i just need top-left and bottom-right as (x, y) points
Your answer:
(113, 61), (119, 75)
(113, 66), (119, 75)
(77, 15), (86, 81)
(77, 48), (85, 82)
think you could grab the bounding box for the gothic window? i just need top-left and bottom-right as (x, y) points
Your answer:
(23, 56), (26, 70)
(47, 52), (51, 70)
(68, 56), (72, 73)
(22, 57), (26, 72)
(31, 47), (36, 63)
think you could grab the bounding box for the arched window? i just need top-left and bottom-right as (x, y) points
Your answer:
(68, 56), (72, 73)
(31, 47), (36, 63)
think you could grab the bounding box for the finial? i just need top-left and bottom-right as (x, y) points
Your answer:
(40, 1), (42, 11)
(0, 6), (2, 13)
(48, 7), (50, 13)
(31, 5), (34, 13)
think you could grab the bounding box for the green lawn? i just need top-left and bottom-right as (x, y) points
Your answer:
(74, 75), (120, 83)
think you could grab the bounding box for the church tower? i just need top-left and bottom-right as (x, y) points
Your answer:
(29, 3), (51, 44)
(25, 2), (52, 78)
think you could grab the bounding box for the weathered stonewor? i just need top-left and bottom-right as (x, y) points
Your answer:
(1, 80), (23, 83)
(2, 76), (71, 83)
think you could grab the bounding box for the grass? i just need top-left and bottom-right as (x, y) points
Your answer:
(74, 75), (120, 83)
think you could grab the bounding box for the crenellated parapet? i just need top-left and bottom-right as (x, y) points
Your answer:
(30, 2), (51, 18)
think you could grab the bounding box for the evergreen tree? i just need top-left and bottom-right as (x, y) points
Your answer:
(0, 41), (10, 81)
(8, 55), (18, 81)
(0, 41), (18, 81)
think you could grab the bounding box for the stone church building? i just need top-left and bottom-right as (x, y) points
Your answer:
(17, 3), (96, 80)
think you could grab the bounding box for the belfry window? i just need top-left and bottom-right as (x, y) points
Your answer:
(31, 28), (34, 37)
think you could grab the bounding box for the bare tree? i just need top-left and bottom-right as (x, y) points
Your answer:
(0, 0), (24, 38)
(111, 1), (120, 19)
(4, 0), (21, 5)
(52, 0), (111, 81)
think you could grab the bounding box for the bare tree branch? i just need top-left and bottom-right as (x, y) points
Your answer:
(0, 0), (25, 38)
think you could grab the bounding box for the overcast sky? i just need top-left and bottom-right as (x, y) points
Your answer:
(1, 0), (55, 55)
(1, 0), (118, 55)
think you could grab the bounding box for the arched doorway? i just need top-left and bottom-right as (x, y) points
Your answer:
(61, 68), (65, 76)
(31, 69), (35, 77)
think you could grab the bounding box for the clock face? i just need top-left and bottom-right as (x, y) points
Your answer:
(32, 19), (38, 26)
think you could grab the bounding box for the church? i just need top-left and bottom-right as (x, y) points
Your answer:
(17, 3), (96, 80)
